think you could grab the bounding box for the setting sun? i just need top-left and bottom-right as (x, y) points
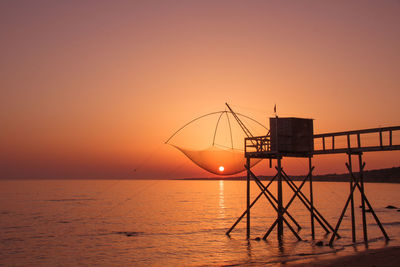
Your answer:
(1, 1), (400, 266)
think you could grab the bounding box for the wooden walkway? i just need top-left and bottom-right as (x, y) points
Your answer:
(245, 125), (400, 157)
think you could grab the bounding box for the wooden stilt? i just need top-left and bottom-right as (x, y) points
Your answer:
(226, 188), (263, 236)
(358, 153), (368, 244)
(358, 185), (389, 241)
(348, 153), (356, 243)
(246, 157), (250, 239)
(309, 157), (315, 239)
(277, 157), (283, 240)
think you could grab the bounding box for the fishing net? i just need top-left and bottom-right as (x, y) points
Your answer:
(173, 145), (261, 175)
(166, 109), (268, 176)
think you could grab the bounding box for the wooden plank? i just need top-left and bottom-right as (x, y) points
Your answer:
(312, 145), (400, 155)
(314, 126), (400, 138)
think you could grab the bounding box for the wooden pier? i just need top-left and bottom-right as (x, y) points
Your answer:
(227, 119), (400, 246)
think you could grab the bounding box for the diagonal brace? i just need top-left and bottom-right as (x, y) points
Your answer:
(329, 182), (357, 246)
(247, 167), (301, 230)
(250, 174), (302, 240)
(262, 168), (315, 240)
(346, 163), (389, 241)
(226, 173), (278, 235)
(281, 169), (338, 236)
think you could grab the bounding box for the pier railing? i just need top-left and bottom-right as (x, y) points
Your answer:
(244, 135), (271, 154)
(313, 126), (400, 154)
(245, 125), (400, 156)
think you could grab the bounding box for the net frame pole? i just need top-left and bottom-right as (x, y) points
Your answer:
(225, 103), (254, 138)
(225, 111), (234, 149)
(212, 111), (225, 146)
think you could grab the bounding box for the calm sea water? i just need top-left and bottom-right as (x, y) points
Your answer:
(1, 179), (400, 266)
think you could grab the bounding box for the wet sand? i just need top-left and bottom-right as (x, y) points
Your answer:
(291, 246), (400, 267)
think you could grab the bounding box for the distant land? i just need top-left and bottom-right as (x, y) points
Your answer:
(181, 167), (400, 183)
(4, 167), (400, 182)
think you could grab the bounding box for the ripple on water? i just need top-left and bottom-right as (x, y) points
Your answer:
(45, 198), (96, 202)
(114, 231), (144, 237)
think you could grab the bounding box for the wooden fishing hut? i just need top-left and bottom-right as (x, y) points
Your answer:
(226, 116), (400, 246)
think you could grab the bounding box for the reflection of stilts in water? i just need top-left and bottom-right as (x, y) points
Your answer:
(278, 238), (284, 254)
(246, 240), (252, 258)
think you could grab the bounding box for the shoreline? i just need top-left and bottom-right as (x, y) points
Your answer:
(289, 246), (400, 267)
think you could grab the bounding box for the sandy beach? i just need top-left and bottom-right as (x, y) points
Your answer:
(292, 246), (400, 267)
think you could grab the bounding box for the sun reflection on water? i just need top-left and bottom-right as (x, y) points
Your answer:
(219, 180), (225, 218)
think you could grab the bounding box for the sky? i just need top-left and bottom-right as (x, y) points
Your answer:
(1, 0), (399, 179)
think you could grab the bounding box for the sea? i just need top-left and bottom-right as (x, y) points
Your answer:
(1, 179), (400, 266)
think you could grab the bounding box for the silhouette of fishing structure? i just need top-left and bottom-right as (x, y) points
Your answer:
(231, 113), (400, 247)
(167, 103), (400, 247)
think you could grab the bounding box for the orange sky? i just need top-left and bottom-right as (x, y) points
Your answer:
(1, 1), (399, 179)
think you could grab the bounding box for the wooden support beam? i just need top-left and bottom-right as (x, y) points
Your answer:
(346, 166), (390, 242)
(312, 145), (400, 155)
(277, 158), (283, 240)
(252, 177), (301, 241)
(330, 162), (390, 246)
(248, 168), (302, 230)
(281, 169), (335, 235)
(348, 154), (356, 243)
(226, 173), (278, 236)
(358, 154), (368, 245)
(246, 157), (250, 239)
(309, 157), (315, 239)
(329, 182), (357, 246)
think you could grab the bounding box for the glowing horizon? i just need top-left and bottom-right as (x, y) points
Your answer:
(1, 1), (400, 179)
